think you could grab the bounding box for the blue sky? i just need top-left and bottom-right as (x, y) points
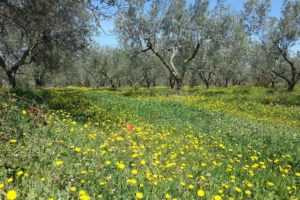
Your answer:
(95, 0), (287, 48)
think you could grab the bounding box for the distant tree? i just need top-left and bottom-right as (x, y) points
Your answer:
(115, 0), (209, 90)
(0, 0), (115, 88)
(244, 0), (300, 91)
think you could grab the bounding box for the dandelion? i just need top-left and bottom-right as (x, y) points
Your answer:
(295, 172), (300, 177)
(267, 182), (274, 187)
(6, 190), (17, 200)
(99, 181), (107, 186)
(165, 193), (171, 199)
(7, 178), (13, 183)
(245, 190), (251, 196)
(117, 163), (126, 170)
(41, 177), (46, 182)
(70, 186), (77, 192)
(0, 183), (4, 189)
(132, 169), (138, 175)
(54, 160), (63, 166)
(234, 187), (242, 193)
(17, 170), (23, 176)
(9, 139), (17, 143)
(127, 179), (137, 185)
(105, 161), (111, 165)
(197, 189), (205, 197)
(22, 110), (27, 115)
(213, 195), (222, 200)
(136, 192), (143, 199)
(140, 160), (146, 165)
(188, 184), (194, 189)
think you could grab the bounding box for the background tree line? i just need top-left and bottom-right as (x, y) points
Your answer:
(0, 0), (299, 91)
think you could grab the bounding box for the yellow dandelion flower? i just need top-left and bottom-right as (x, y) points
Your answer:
(54, 160), (63, 166)
(7, 178), (13, 183)
(117, 163), (126, 170)
(165, 193), (171, 199)
(127, 179), (137, 185)
(234, 187), (242, 193)
(295, 172), (300, 177)
(140, 160), (146, 165)
(105, 161), (111, 165)
(132, 169), (138, 175)
(197, 189), (205, 197)
(267, 182), (274, 187)
(17, 171), (23, 176)
(213, 195), (222, 200)
(9, 139), (17, 143)
(99, 181), (107, 186)
(188, 184), (194, 189)
(22, 110), (27, 115)
(136, 192), (143, 199)
(70, 186), (77, 192)
(245, 190), (251, 196)
(41, 177), (46, 182)
(6, 190), (17, 200)
(0, 183), (4, 189)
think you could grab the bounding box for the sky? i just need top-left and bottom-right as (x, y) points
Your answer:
(95, 0), (289, 48)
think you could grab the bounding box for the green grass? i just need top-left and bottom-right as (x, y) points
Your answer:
(0, 86), (299, 200)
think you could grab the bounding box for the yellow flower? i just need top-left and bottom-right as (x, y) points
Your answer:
(7, 178), (13, 183)
(105, 161), (111, 165)
(132, 169), (138, 175)
(136, 192), (143, 199)
(127, 179), (137, 185)
(213, 195), (222, 200)
(79, 195), (90, 200)
(99, 181), (107, 186)
(41, 177), (46, 182)
(197, 189), (205, 197)
(0, 183), (4, 189)
(22, 110), (27, 115)
(165, 193), (171, 199)
(70, 186), (77, 192)
(295, 172), (300, 177)
(246, 182), (253, 188)
(267, 182), (274, 187)
(54, 160), (63, 166)
(16, 171), (23, 176)
(48, 198), (55, 200)
(79, 190), (90, 200)
(9, 139), (17, 143)
(6, 190), (17, 200)
(245, 190), (251, 196)
(117, 163), (125, 170)
(140, 160), (146, 165)
(234, 187), (242, 193)
(188, 184), (194, 189)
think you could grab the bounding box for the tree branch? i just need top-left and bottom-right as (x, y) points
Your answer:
(184, 42), (200, 63)
(272, 70), (291, 84)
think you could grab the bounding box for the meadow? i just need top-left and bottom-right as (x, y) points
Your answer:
(0, 86), (299, 200)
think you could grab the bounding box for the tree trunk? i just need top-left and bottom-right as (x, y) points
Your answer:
(205, 81), (209, 89)
(175, 77), (183, 90)
(270, 81), (275, 88)
(6, 69), (17, 88)
(287, 81), (295, 92)
(224, 77), (229, 87)
(169, 74), (176, 89)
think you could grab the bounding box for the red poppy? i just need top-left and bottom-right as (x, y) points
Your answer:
(127, 124), (134, 131)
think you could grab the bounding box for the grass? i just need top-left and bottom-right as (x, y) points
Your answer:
(0, 86), (299, 200)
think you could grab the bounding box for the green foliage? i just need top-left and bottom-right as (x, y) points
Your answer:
(0, 86), (299, 199)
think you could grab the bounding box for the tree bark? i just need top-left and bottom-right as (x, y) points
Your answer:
(6, 69), (17, 88)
